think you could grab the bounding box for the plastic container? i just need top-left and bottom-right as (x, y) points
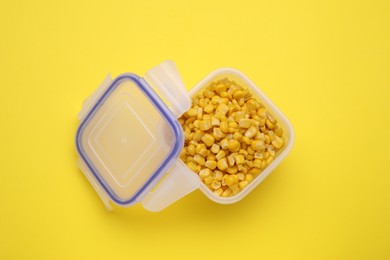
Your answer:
(75, 61), (294, 212)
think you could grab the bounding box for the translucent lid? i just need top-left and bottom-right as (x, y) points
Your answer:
(76, 73), (185, 206)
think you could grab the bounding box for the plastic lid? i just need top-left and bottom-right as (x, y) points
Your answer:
(76, 73), (185, 206)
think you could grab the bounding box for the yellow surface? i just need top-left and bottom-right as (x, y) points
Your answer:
(1, 0), (389, 259)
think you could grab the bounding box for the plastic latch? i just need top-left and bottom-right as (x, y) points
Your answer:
(145, 60), (191, 118)
(142, 159), (201, 212)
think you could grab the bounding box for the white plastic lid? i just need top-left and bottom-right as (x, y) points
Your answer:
(76, 61), (200, 211)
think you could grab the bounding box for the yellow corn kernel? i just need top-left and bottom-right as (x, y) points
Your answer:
(246, 160), (253, 168)
(199, 119), (212, 131)
(221, 188), (232, 197)
(204, 104), (214, 114)
(254, 152), (263, 159)
(258, 117), (266, 126)
(211, 180), (222, 190)
(217, 158), (228, 171)
(192, 130), (203, 142)
(247, 146), (255, 155)
(186, 156), (194, 163)
(226, 166), (238, 174)
(233, 90), (248, 100)
(275, 127), (283, 137)
(187, 144), (196, 156)
(207, 153), (216, 160)
(222, 174), (235, 187)
(239, 118), (252, 128)
(215, 84), (227, 94)
(251, 140), (265, 152)
(199, 148), (209, 157)
(264, 134), (271, 144)
(253, 159), (263, 168)
(205, 160), (217, 170)
(266, 156), (274, 166)
(195, 143), (206, 154)
(203, 90), (215, 99)
(215, 150), (226, 160)
(213, 170), (224, 181)
(237, 172), (245, 181)
(245, 174), (254, 182)
(227, 155), (235, 167)
(234, 111), (245, 122)
(213, 127), (224, 140)
(234, 154), (245, 164)
(199, 168), (212, 179)
(186, 161), (198, 172)
(204, 175), (213, 185)
(197, 107), (203, 119)
(209, 144), (219, 154)
(230, 184), (240, 195)
(260, 125), (267, 133)
(239, 149), (248, 155)
(186, 108), (198, 117)
(245, 126), (258, 138)
(194, 154), (205, 165)
(246, 99), (259, 111)
(239, 181), (249, 189)
(233, 131), (242, 140)
(220, 121), (229, 133)
(264, 151), (271, 160)
(202, 133), (215, 147)
(216, 103), (229, 115)
(228, 139), (240, 152)
(266, 119), (275, 129)
(220, 138), (229, 149)
(272, 136), (285, 149)
(248, 168), (261, 175)
(211, 117), (220, 126)
(247, 155), (254, 160)
(214, 188), (224, 196)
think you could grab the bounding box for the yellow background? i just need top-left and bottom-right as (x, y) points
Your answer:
(1, 0), (389, 259)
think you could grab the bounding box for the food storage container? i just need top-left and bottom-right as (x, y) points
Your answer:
(76, 61), (294, 212)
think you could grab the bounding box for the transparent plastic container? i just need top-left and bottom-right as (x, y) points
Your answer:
(76, 61), (294, 212)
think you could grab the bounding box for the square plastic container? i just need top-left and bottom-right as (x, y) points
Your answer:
(75, 61), (294, 212)
(188, 69), (295, 204)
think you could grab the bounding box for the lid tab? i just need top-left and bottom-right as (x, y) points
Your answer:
(145, 60), (191, 118)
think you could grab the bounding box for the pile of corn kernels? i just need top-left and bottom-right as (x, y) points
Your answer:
(179, 78), (285, 197)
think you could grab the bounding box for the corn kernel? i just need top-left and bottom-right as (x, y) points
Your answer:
(186, 108), (197, 117)
(221, 188), (232, 197)
(199, 168), (212, 178)
(187, 144), (196, 156)
(234, 154), (245, 164)
(203, 90), (215, 99)
(220, 121), (229, 133)
(216, 103), (229, 115)
(214, 188), (224, 196)
(245, 174), (254, 182)
(207, 154), (216, 161)
(215, 84), (227, 94)
(210, 144), (220, 154)
(230, 183), (240, 195)
(220, 138), (229, 149)
(251, 140), (265, 152)
(275, 127), (283, 137)
(248, 168), (261, 175)
(217, 158), (228, 170)
(193, 130), (203, 142)
(204, 176), (213, 185)
(239, 181), (249, 189)
(204, 104), (214, 114)
(272, 136), (284, 149)
(202, 133), (215, 147)
(187, 161), (198, 172)
(233, 90), (248, 100)
(228, 139), (240, 152)
(199, 148), (209, 157)
(199, 119), (211, 131)
(233, 131), (242, 140)
(211, 117), (220, 126)
(205, 160), (217, 170)
(213, 170), (223, 181)
(253, 159), (262, 168)
(227, 155), (235, 167)
(215, 150), (226, 160)
(211, 180), (222, 190)
(245, 126), (258, 138)
(239, 119), (252, 128)
(213, 127), (224, 140)
(194, 154), (205, 165)
(266, 119), (275, 129)
(226, 166), (238, 174)
(237, 172), (245, 181)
